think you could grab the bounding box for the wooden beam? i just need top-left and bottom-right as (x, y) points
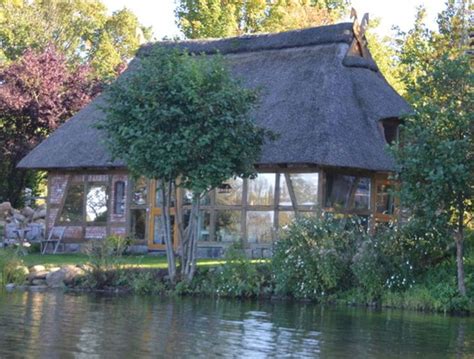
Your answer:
(284, 173), (299, 216)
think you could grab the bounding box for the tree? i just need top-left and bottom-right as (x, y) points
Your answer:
(101, 47), (271, 282)
(0, 45), (100, 205)
(394, 1), (473, 296)
(175, 0), (349, 39)
(0, 0), (152, 78)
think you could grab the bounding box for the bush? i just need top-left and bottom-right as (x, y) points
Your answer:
(0, 248), (26, 285)
(129, 270), (166, 295)
(273, 214), (363, 300)
(213, 243), (270, 297)
(82, 236), (129, 289)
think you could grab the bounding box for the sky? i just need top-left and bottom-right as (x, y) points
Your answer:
(101, 0), (447, 40)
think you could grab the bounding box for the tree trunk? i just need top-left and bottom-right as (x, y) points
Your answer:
(455, 200), (466, 296)
(455, 231), (466, 296)
(159, 180), (176, 283)
(186, 198), (200, 282)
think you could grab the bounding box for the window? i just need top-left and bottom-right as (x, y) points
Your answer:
(114, 181), (126, 215)
(247, 211), (273, 243)
(215, 178), (243, 206)
(248, 174), (275, 206)
(86, 183), (108, 223)
(59, 183), (84, 223)
(376, 184), (395, 215)
(132, 177), (147, 206)
(325, 174), (370, 210)
(215, 210), (241, 242)
(381, 119), (400, 144)
(280, 173), (319, 208)
(153, 214), (175, 245)
(130, 209), (146, 240)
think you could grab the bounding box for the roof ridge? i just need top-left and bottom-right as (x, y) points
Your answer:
(138, 22), (354, 57)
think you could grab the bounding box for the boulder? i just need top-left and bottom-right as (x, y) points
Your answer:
(21, 206), (35, 219)
(31, 279), (47, 286)
(61, 265), (85, 285)
(46, 270), (66, 288)
(30, 265), (46, 273)
(28, 270), (49, 282)
(12, 212), (26, 223)
(32, 208), (47, 220)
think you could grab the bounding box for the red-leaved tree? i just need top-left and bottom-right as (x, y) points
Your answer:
(0, 45), (101, 206)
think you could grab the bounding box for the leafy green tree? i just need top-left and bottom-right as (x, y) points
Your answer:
(175, 0), (349, 39)
(101, 48), (270, 282)
(394, 1), (473, 296)
(0, 0), (152, 78)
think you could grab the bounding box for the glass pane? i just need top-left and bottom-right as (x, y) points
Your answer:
(291, 173), (319, 207)
(183, 209), (211, 241)
(182, 189), (211, 206)
(247, 211), (274, 243)
(354, 178), (371, 209)
(155, 182), (176, 208)
(279, 175), (292, 206)
(215, 210), (241, 242)
(86, 183), (108, 223)
(376, 184), (395, 215)
(59, 183), (84, 222)
(215, 178), (243, 206)
(278, 211), (295, 229)
(325, 174), (355, 208)
(248, 173), (275, 206)
(132, 177), (148, 206)
(130, 209), (146, 240)
(113, 181), (125, 215)
(153, 214), (175, 245)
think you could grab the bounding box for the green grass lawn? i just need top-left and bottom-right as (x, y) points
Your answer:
(22, 253), (229, 269)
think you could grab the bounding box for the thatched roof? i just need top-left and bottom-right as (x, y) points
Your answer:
(18, 22), (411, 171)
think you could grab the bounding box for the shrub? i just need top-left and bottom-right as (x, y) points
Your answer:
(0, 248), (26, 286)
(82, 236), (129, 289)
(129, 270), (166, 295)
(213, 243), (270, 297)
(273, 214), (362, 300)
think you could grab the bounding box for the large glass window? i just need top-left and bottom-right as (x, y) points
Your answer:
(59, 183), (84, 223)
(215, 178), (243, 206)
(153, 214), (175, 245)
(86, 183), (108, 223)
(247, 211), (273, 243)
(132, 177), (147, 206)
(280, 173), (319, 207)
(248, 174), (275, 206)
(325, 174), (370, 210)
(215, 210), (241, 242)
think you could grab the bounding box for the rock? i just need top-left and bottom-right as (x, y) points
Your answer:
(0, 202), (12, 218)
(28, 285), (48, 292)
(21, 206), (35, 218)
(60, 265), (85, 285)
(31, 279), (47, 286)
(32, 208), (47, 220)
(30, 265), (46, 273)
(28, 270), (49, 282)
(5, 283), (16, 291)
(46, 270), (66, 288)
(13, 213), (26, 223)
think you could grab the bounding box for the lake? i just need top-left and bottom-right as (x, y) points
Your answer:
(0, 291), (473, 358)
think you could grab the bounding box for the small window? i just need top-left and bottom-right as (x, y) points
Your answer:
(130, 209), (146, 240)
(86, 183), (108, 223)
(59, 183), (84, 223)
(114, 181), (125, 215)
(381, 119), (400, 144)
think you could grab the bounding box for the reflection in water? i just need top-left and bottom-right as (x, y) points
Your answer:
(0, 291), (473, 358)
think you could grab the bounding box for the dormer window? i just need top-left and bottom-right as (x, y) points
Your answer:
(380, 118), (400, 145)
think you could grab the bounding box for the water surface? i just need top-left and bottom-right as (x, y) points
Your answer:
(0, 291), (473, 358)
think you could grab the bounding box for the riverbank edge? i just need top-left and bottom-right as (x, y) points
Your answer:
(3, 262), (473, 316)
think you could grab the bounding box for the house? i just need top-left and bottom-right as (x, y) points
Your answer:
(17, 20), (410, 257)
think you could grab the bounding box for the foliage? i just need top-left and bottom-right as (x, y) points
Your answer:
(82, 236), (129, 289)
(101, 46), (270, 282)
(0, 46), (100, 206)
(393, 0), (473, 295)
(0, 0), (152, 78)
(212, 243), (270, 297)
(273, 214), (361, 300)
(0, 248), (25, 286)
(175, 0), (349, 39)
